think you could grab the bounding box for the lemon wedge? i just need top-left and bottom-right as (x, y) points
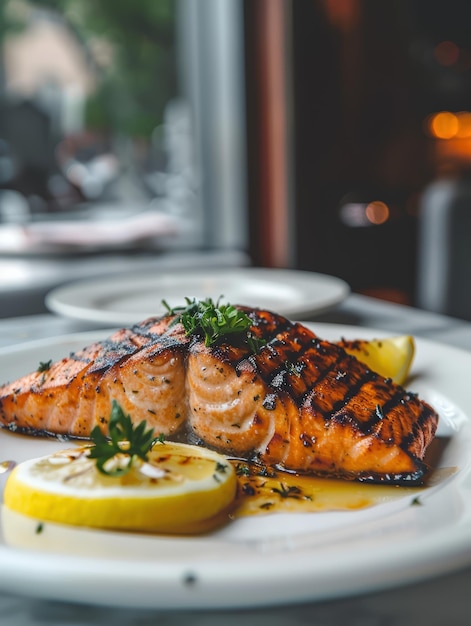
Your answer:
(3, 442), (237, 534)
(339, 335), (415, 385)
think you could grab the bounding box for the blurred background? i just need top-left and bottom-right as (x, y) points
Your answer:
(1, 0), (471, 317)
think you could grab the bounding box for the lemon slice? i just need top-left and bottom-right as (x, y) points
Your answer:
(339, 335), (415, 385)
(3, 442), (237, 534)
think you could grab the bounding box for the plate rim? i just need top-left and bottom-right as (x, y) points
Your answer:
(45, 267), (350, 325)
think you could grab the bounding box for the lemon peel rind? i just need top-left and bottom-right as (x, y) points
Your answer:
(4, 478), (236, 531)
(341, 335), (415, 385)
(4, 443), (237, 532)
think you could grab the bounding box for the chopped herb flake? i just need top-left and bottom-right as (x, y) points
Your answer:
(215, 462), (228, 473)
(272, 483), (303, 499)
(37, 360), (52, 373)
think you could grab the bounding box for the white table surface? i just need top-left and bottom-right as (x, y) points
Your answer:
(1, 293), (471, 625)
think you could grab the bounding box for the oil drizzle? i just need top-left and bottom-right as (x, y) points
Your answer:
(228, 460), (455, 519)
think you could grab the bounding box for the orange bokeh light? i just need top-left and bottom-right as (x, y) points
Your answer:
(428, 112), (459, 139)
(455, 112), (471, 138)
(426, 111), (471, 140)
(365, 201), (389, 225)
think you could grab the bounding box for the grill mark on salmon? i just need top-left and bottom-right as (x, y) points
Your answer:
(0, 307), (439, 484)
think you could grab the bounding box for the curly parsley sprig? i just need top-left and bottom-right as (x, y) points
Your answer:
(88, 401), (162, 476)
(162, 296), (266, 353)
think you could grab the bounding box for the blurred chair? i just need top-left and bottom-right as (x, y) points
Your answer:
(416, 176), (471, 321)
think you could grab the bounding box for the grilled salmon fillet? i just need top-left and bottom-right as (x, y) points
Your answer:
(0, 307), (438, 483)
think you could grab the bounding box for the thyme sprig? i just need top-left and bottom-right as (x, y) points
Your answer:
(163, 296), (266, 353)
(88, 400), (161, 476)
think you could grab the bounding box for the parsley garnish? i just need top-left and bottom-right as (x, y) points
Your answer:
(88, 400), (161, 476)
(162, 296), (266, 353)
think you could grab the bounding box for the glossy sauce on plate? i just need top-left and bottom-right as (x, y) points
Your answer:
(229, 435), (453, 518)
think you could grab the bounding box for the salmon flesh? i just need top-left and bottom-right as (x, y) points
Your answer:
(0, 308), (438, 483)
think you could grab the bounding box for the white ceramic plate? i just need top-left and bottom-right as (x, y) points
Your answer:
(45, 268), (350, 325)
(0, 205), (178, 256)
(0, 324), (470, 610)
